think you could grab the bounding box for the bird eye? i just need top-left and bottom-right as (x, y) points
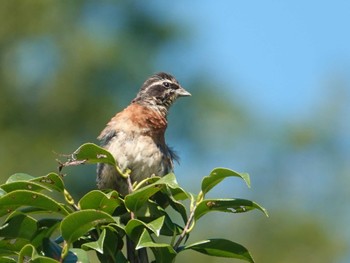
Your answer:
(163, 82), (171, 88)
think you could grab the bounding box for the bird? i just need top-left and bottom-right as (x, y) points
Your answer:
(96, 72), (191, 196)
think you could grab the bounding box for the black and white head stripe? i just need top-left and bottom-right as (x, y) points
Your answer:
(132, 72), (190, 107)
(140, 72), (178, 91)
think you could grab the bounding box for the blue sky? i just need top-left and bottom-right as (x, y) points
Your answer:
(156, 0), (350, 120)
(151, 3), (350, 260)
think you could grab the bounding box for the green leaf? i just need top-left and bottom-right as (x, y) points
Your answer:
(0, 181), (52, 194)
(136, 229), (177, 263)
(31, 219), (61, 248)
(69, 249), (89, 263)
(114, 252), (128, 263)
(153, 182), (189, 225)
(194, 198), (268, 221)
(168, 186), (189, 201)
(0, 238), (30, 255)
(96, 250), (127, 263)
(101, 223), (125, 237)
(78, 190), (123, 215)
(82, 227), (124, 262)
(19, 244), (59, 263)
(73, 143), (116, 165)
(159, 177), (189, 201)
(91, 227), (125, 262)
(0, 188), (6, 197)
(6, 173), (35, 184)
(1, 173), (65, 194)
(82, 228), (106, 253)
(183, 238), (254, 263)
(60, 209), (115, 244)
(133, 199), (183, 236)
(125, 186), (161, 212)
(125, 173), (179, 212)
(134, 199), (166, 219)
(144, 173), (179, 189)
(0, 190), (70, 217)
(125, 216), (165, 242)
(145, 216), (165, 236)
(31, 173), (65, 193)
(167, 195), (188, 225)
(0, 257), (16, 262)
(201, 168), (251, 197)
(0, 212), (37, 240)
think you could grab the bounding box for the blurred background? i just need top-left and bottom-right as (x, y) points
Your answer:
(0, 1), (349, 262)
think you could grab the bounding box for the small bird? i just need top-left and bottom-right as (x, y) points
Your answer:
(96, 72), (191, 196)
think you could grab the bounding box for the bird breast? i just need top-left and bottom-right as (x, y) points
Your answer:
(107, 131), (173, 182)
(97, 103), (173, 195)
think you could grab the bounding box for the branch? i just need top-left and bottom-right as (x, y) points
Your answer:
(125, 172), (149, 263)
(173, 200), (197, 250)
(56, 158), (86, 175)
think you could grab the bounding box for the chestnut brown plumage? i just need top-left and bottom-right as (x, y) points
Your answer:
(96, 72), (191, 196)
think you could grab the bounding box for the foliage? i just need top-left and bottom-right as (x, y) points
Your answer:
(0, 1), (182, 185)
(0, 143), (267, 262)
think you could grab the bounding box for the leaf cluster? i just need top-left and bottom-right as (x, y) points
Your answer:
(0, 143), (267, 263)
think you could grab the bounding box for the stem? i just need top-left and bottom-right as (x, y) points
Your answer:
(126, 174), (136, 220)
(57, 158), (87, 176)
(125, 173), (149, 263)
(173, 204), (196, 250)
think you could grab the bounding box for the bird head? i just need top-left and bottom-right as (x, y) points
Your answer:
(132, 72), (191, 112)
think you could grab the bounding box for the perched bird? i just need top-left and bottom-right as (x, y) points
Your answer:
(96, 72), (191, 196)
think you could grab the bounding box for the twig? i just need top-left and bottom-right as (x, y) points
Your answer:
(173, 208), (196, 250)
(57, 158), (87, 176)
(125, 172), (149, 263)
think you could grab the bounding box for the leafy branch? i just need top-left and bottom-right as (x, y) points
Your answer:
(0, 143), (267, 263)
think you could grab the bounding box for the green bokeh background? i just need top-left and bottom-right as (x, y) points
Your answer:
(0, 2), (349, 262)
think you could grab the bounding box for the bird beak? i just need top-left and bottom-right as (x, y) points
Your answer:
(176, 86), (191, 97)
